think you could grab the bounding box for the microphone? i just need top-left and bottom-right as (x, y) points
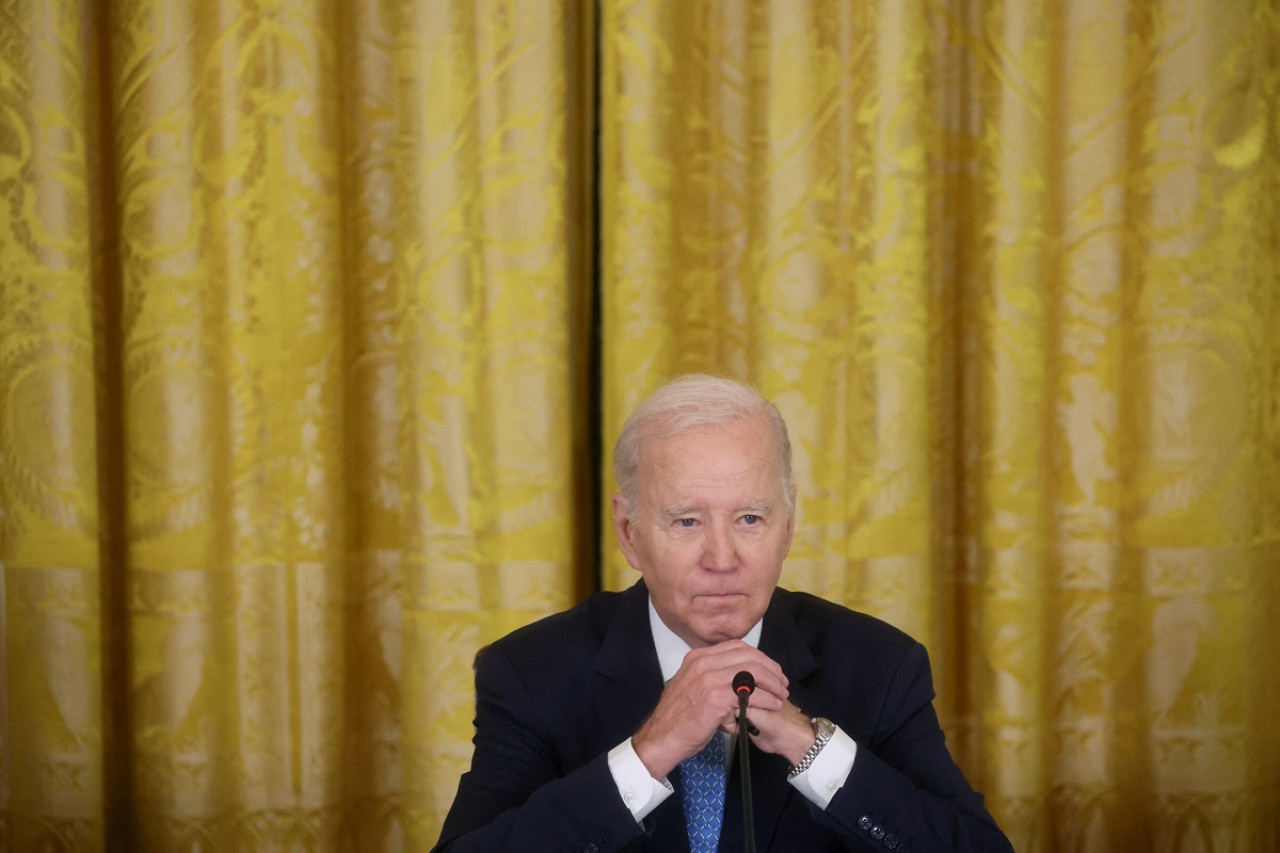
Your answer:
(733, 672), (759, 736)
(733, 671), (757, 853)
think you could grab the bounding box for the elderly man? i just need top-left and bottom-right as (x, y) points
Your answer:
(432, 375), (1012, 852)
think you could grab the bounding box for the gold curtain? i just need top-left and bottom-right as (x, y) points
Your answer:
(599, 1), (1280, 852)
(1, 2), (1277, 853)
(1, 0), (590, 849)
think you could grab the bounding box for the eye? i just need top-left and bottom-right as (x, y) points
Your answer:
(740, 514), (762, 526)
(676, 517), (698, 528)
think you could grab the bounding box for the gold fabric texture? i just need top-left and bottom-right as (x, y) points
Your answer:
(597, 1), (1279, 851)
(2, 1), (588, 849)
(1, 1), (1277, 851)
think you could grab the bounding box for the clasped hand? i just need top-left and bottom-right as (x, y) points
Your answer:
(631, 640), (814, 779)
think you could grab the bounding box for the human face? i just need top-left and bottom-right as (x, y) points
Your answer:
(612, 413), (795, 648)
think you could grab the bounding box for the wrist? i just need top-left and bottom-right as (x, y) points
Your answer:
(782, 715), (816, 765)
(632, 725), (678, 780)
(788, 717), (835, 779)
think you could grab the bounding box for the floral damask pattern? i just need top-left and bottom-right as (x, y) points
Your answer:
(3, 0), (585, 850)
(1, 3), (105, 850)
(599, 1), (1280, 851)
(1, 0), (1278, 851)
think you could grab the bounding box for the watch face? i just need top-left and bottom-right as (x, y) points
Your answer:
(814, 717), (835, 739)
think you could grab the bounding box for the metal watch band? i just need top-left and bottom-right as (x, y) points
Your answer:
(788, 716), (834, 779)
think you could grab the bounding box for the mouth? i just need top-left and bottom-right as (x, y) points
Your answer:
(697, 592), (746, 603)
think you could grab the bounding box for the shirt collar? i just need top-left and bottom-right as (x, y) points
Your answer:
(648, 595), (764, 682)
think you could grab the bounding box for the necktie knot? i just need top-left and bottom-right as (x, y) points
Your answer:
(681, 735), (727, 853)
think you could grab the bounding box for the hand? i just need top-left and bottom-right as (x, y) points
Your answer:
(731, 698), (815, 767)
(632, 640), (789, 779)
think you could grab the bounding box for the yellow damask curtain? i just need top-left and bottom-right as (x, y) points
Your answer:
(2, 1), (1278, 853)
(2, 0), (590, 849)
(599, 1), (1279, 851)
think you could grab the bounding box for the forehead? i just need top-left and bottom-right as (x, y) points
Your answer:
(636, 415), (782, 498)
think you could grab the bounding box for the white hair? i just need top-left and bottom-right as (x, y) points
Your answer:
(613, 374), (794, 516)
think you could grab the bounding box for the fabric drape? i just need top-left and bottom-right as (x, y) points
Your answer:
(2, 1), (1277, 851)
(598, 1), (1280, 850)
(2, 1), (590, 849)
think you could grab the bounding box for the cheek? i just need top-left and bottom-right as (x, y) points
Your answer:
(650, 534), (697, 563)
(747, 540), (788, 580)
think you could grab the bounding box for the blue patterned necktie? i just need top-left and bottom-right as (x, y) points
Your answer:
(681, 734), (727, 853)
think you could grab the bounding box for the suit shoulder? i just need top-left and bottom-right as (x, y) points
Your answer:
(779, 588), (920, 656)
(478, 587), (626, 671)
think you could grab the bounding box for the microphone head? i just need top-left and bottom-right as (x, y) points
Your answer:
(733, 670), (756, 695)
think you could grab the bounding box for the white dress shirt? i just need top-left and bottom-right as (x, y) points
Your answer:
(607, 598), (858, 821)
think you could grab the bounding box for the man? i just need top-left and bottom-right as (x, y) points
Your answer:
(432, 375), (1012, 852)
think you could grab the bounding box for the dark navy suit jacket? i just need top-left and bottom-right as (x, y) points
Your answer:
(432, 580), (1012, 852)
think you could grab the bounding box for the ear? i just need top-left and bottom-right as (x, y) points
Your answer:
(611, 493), (642, 571)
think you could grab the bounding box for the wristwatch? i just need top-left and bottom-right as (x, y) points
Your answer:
(788, 716), (835, 779)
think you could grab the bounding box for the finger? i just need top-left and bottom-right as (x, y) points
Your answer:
(718, 701), (761, 734)
(736, 688), (784, 712)
(690, 643), (790, 695)
(719, 717), (761, 737)
(700, 640), (790, 687)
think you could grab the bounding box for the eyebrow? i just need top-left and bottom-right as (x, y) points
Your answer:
(661, 501), (773, 519)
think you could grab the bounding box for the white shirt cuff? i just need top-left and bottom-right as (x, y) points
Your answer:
(787, 726), (857, 809)
(608, 738), (675, 822)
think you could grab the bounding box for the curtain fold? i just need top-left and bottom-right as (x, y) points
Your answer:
(598, 1), (1280, 850)
(1, 0), (1277, 851)
(3, 0), (588, 849)
(0, 3), (106, 850)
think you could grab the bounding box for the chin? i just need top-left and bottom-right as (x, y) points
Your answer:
(694, 618), (752, 646)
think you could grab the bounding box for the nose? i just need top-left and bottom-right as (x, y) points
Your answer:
(700, 523), (738, 571)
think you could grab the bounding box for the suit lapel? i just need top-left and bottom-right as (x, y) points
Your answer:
(592, 582), (692, 851)
(728, 589), (821, 850)
(759, 589), (819, 686)
(593, 580), (665, 746)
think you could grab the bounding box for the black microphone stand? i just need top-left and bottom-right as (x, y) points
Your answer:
(733, 672), (757, 853)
